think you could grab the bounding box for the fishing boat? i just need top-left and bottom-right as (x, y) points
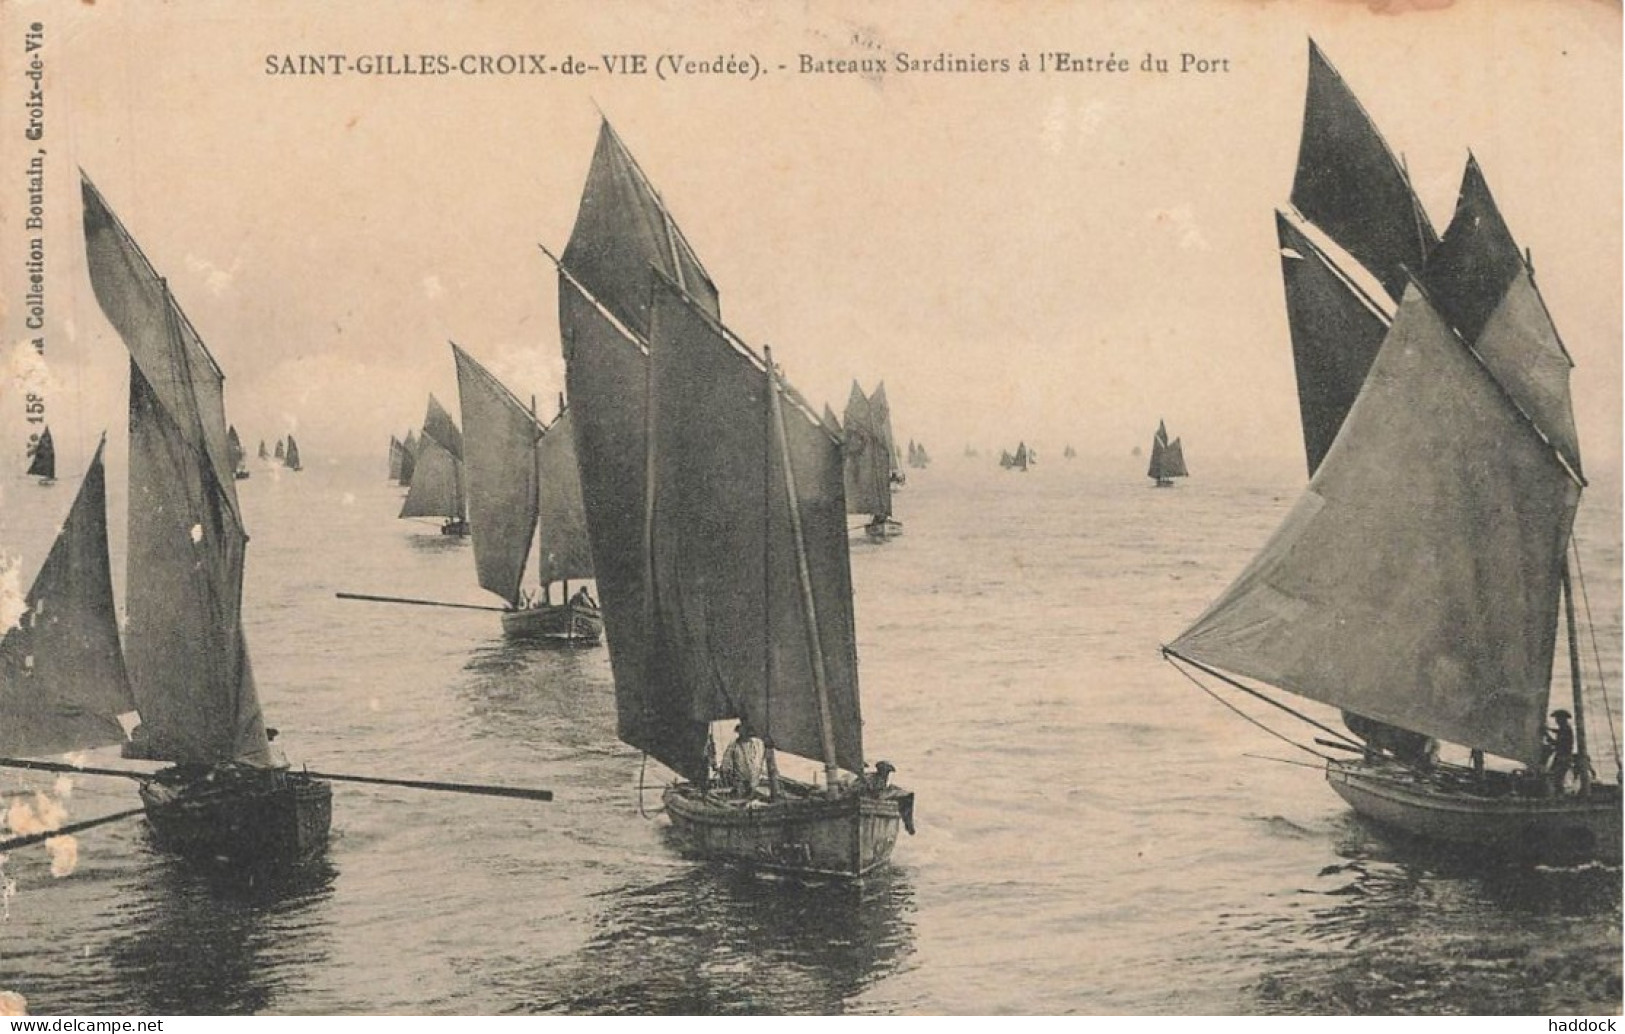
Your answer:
(283, 434), (303, 472)
(26, 426), (55, 484)
(227, 426), (250, 480)
(1146, 420), (1188, 487)
(257, 439), (268, 462)
(1063, 444), (1076, 460)
(555, 119), (913, 878)
(399, 394), (468, 536)
(842, 381), (902, 541)
(399, 428), (418, 485)
(273, 437), (284, 462)
(1001, 442), (1030, 472)
(1162, 43), (1619, 864)
(82, 173), (331, 866)
(907, 440), (930, 470)
(387, 435), (406, 482)
(453, 343), (602, 644)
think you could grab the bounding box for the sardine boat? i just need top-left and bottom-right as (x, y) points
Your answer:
(1164, 43), (1620, 865)
(555, 120), (914, 878)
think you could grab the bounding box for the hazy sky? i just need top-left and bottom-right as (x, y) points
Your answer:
(2, 0), (1619, 477)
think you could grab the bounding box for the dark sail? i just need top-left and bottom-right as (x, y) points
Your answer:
(274, 438), (284, 460)
(453, 343), (541, 606)
(1277, 213), (1391, 475)
(0, 441), (134, 756)
(1422, 156), (1528, 346)
(388, 436), (405, 481)
(421, 394), (463, 461)
(841, 383), (890, 517)
(535, 406), (595, 586)
(26, 427), (55, 480)
(562, 277), (706, 777)
(560, 120), (720, 341)
(648, 277), (862, 776)
(82, 174), (270, 765)
(1290, 40), (1438, 301)
(283, 435), (302, 470)
(227, 426), (244, 472)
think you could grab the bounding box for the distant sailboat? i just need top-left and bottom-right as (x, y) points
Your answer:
(842, 381), (902, 540)
(907, 440), (930, 469)
(82, 173), (330, 865)
(554, 119), (912, 877)
(227, 425), (250, 480)
(274, 438), (285, 462)
(1000, 441), (1030, 472)
(399, 395), (467, 535)
(1163, 42), (1618, 863)
(1063, 444), (1076, 460)
(26, 427), (55, 484)
(283, 435), (303, 472)
(399, 428), (419, 486)
(453, 343), (602, 644)
(387, 435), (405, 482)
(1147, 420), (1188, 487)
(257, 439), (268, 461)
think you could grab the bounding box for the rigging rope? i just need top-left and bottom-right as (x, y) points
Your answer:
(1164, 653), (1334, 761)
(1569, 538), (1620, 768)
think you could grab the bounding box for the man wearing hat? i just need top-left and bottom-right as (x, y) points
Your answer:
(1544, 709), (1574, 794)
(720, 722), (765, 798)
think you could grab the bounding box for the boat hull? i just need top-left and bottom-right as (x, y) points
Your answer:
(861, 517), (903, 541)
(501, 602), (604, 644)
(440, 519), (470, 537)
(1326, 759), (1622, 863)
(139, 765), (332, 866)
(662, 782), (913, 878)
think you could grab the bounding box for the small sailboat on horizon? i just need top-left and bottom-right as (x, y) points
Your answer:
(1147, 420), (1188, 487)
(227, 425), (250, 480)
(842, 381), (903, 541)
(399, 394), (468, 536)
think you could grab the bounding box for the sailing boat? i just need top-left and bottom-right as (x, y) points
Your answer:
(399, 428), (418, 486)
(1001, 442), (1030, 472)
(1147, 420), (1188, 487)
(0, 438), (134, 763)
(26, 427), (55, 484)
(283, 434), (303, 472)
(555, 119), (912, 877)
(399, 394), (468, 535)
(1063, 444), (1076, 460)
(452, 343), (602, 644)
(227, 425), (250, 480)
(388, 435), (405, 482)
(906, 440), (930, 470)
(1163, 43), (1619, 863)
(257, 439), (268, 461)
(842, 381), (902, 540)
(82, 173), (330, 864)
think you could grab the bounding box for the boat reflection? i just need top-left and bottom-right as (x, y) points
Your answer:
(512, 862), (917, 1014)
(101, 847), (337, 1015)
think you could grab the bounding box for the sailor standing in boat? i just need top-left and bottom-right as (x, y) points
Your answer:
(719, 723), (765, 797)
(1545, 710), (1575, 794)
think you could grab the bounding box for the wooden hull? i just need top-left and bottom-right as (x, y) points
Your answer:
(139, 766), (332, 866)
(1326, 759), (1622, 863)
(662, 782), (914, 878)
(440, 518), (470, 537)
(862, 517), (903, 541)
(501, 602), (604, 645)
(1153, 478), (1174, 487)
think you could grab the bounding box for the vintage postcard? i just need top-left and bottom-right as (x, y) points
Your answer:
(0, 0), (1618, 1019)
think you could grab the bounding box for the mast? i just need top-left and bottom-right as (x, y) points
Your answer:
(1562, 561), (1591, 795)
(766, 346), (841, 792)
(532, 394), (543, 604)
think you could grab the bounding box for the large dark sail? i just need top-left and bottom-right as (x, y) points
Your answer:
(1422, 156), (1529, 347)
(453, 343), (542, 607)
(648, 276), (862, 778)
(0, 441), (134, 756)
(1290, 40), (1438, 302)
(558, 119), (723, 778)
(82, 174), (270, 766)
(841, 383), (890, 517)
(1276, 213), (1391, 475)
